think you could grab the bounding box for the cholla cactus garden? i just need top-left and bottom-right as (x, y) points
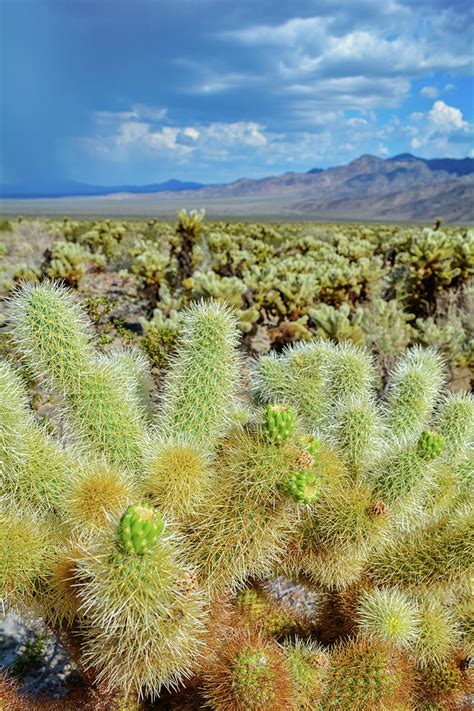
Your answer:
(0, 281), (472, 709)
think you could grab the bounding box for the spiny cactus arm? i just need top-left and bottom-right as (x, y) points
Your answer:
(452, 596), (474, 658)
(76, 505), (205, 698)
(157, 300), (241, 450)
(415, 656), (472, 709)
(99, 347), (153, 417)
(435, 391), (474, 462)
(321, 638), (412, 710)
(251, 351), (288, 404)
(0, 360), (75, 514)
(142, 437), (212, 520)
(355, 587), (420, 649)
(251, 340), (331, 431)
(183, 428), (302, 597)
(62, 459), (137, 533)
(296, 470), (389, 590)
(371, 446), (431, 524)
(8, 280), (95, 391)
(9, 282), (148, 470)
(201, 627), (294, 711)
(0, 508), (57, 610)
(409, 595), (460, 665)
(323, 340), (376, 405)
(0, 360), (30, 475)
(369, 503), (474, 591)
(41, 539), (85, 629)
(280, 340), (333, 431)
(325, 395), (384, 474)
(283, 639), (329, 710)
(384, 346), (445, 444)
(67, 360), (148, 470)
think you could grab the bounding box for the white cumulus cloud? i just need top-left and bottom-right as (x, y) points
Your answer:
(409, 100), (472, 153)
(428, 100), (467, 132)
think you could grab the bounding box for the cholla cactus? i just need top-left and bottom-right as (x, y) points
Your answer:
(0, 281), (472, 708)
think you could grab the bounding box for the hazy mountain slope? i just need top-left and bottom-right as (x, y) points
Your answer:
(0, 179), (205, 199)
(194, 155), (468, 200)
(1, 154), (472, 222)
(293, 176), (474, 222)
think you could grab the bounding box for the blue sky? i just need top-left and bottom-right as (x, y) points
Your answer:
(1, 0), (473, 187)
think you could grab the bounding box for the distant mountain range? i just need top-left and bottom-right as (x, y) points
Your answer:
(0, 178), (205, 199)
(157, 153), (473, 222)
(1, 154), (473, 222)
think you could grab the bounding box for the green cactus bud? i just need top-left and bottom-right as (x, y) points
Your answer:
(297, 434), (321, 457)
(417, 430), (446, 461)
(263, 404), (296, 443)
(281, 469), (321, 505)
(119, 503), (164, 555)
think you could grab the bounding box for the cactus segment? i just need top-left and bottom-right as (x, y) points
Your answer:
(297, 434), (321, 457)
(119, 503), (164, 555)
(281, 469), (321, 505)
(263, 404), (296, 443)
(416, 430), (446, 461)
(230, 649), (277, 707)
(355, 588), (420, 649)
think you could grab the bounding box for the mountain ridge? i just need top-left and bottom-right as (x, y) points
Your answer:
(1, 154), (473, 222)
(2, 154), (472, 200)
(0, 178), (205, 199)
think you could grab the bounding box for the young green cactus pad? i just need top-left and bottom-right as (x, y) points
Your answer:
(118, 503), (164, 555)
(263, 403), (296, 443)
(280, 468), (321, 505)
(416, 430), (446, 461)
(297, 433), (321, 457)
(0, 280), (472, 707)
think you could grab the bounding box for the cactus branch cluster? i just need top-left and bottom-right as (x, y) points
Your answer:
(0, 281), (472, 709)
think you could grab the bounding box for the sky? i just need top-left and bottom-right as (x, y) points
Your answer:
(1, 0), (473, 187)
